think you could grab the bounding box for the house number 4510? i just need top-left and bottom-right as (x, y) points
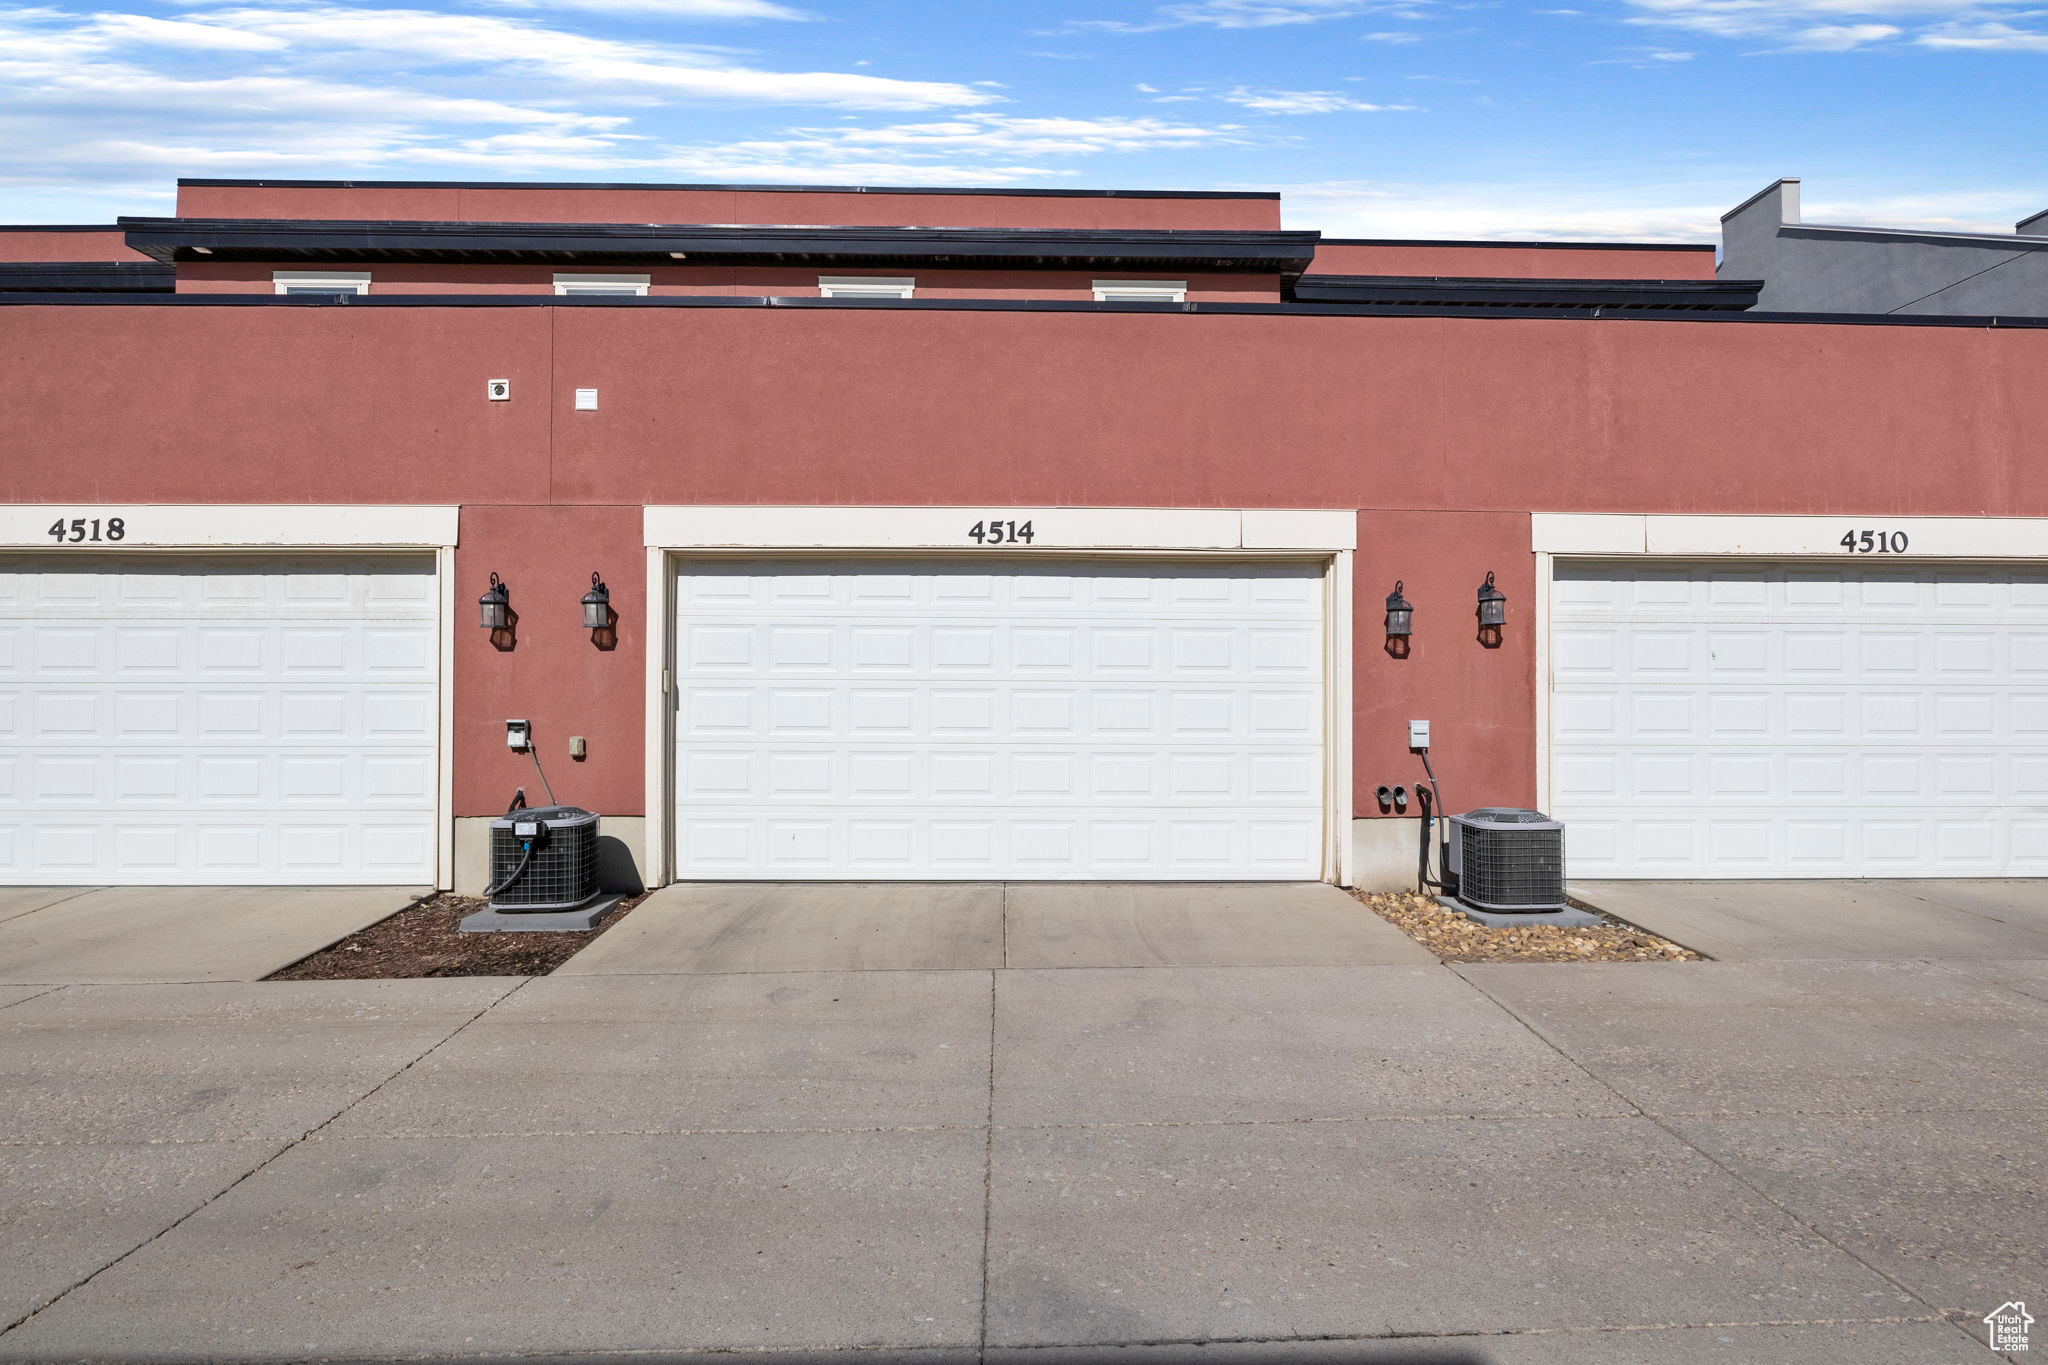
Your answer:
(1841, 529), (1908, 553)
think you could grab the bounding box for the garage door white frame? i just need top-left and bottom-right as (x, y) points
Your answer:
(643, 507), (1357, 887)
(0, 505), (460, 888)
(1534, 513), (2048, 871)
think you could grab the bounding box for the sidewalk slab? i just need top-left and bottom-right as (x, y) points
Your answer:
(0, 888), (101, 927)
(985, 1321), (1984, 1364)
(0, 1139), (288, 1326)
(327, 969), (993, 1138)
(985, 1117), (1912, 1347)
(0, 886), (424, 984)
(1456, 960), (2048, 1116)
(3, 1130), (985, 1360)
(0, 978), (522, 1143)
(1003, 882), (1434, 968)
(994, 965), (1628, 1127)
(558, 882), (1003, 975)
(1569, 879), (2048, 962)
(1665, 1111), (2048, 1346)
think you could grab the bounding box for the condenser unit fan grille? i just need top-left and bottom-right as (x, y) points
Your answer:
(489, 804), (600, 911)
(1449, 807), (1566, 913)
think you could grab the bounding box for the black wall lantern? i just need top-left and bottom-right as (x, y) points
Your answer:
(1476, 570), (1507, 648)
(1476, 572), (1506, 627)
(1384, 581), (1414, 659)
(1384, 581), (1414, 637)
(581, 572), (611, 630)
(478, 573), (511, 630)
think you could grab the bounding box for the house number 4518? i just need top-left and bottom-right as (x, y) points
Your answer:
(1841, 529), (1908, 553)
(47, 516), (125, 543)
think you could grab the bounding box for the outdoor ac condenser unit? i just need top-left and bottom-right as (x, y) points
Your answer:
(488, 804), (600, 912)
(1448, 808), (1567, 913)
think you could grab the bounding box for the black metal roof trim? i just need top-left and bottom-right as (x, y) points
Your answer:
(176, 178), (1280, 200)
(6, 290), (2044, 328)
(0, 224), (127, 233)
(1316, 236), (1715, 252)
(120, 217), (1319, 274)
(1294, 274), (1760, 311)
(0, 261), (175, 291)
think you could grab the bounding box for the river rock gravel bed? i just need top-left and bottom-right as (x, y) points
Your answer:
(1354, 890), (1704, 963)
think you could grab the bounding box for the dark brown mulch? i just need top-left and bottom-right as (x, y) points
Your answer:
(267, 892), (647, 980)
(1353, 889), (1704, 964)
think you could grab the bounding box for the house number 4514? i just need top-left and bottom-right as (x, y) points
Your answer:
(1841, 529), (1908, 553)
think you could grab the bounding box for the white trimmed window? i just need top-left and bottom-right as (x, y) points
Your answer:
(273, 270), (370, 296)
(553, 273), (651, 297)
(1093, 279), (1187, 303)
(818, 276), (915, 299)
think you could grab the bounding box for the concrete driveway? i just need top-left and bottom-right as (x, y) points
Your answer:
(0, 880), (2040, 1364)
(0, 886), (423, 984)
(1571, 878), (2048, 961)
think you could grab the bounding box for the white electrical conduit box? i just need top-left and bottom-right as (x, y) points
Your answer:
(1409, 719), (1430, 750)
(506, 719), (530, 751)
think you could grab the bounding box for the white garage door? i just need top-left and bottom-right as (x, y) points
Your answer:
(673, 559), (1326, 880)
(0, 555), (439, 885)
(1551, 560), (2048, 878)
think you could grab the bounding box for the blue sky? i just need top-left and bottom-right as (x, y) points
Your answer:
(3, 0), (2044, 238)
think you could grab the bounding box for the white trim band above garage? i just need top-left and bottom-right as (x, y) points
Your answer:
(1533, 513), (2048, 559)
(0, 505), (459, 549)
(644, 506), (1356, 552)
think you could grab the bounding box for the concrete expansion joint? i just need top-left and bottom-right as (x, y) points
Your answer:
(0, 984), (63, 1012)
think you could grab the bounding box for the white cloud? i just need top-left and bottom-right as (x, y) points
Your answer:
(1916, 17), (2048, 46)
(144, 7), (993, 109)
(1220, 86), (1414, 112)
(0, 1), (1256, 202)
(1783, 21), (1900, 45)
(1072, 1), (1428, 33)
(478, 0), (806, 16)
(1362, 29), (1422, 39)
(1621, 0), (2042, 49)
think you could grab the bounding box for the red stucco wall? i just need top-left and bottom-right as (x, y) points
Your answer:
(1310, 241), (1717, 281)
(0, 228), (149, 262)
(455, 505), (645, 818)
(173, 183), (1284, 231)
(4, 302), (2041, 818)
(176, 262), (1281, 302)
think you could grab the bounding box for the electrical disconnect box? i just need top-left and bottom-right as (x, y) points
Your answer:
(1408, 719), (1430, 750)
(506, 719), (530, 751)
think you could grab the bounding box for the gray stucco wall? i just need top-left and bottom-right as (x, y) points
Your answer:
(1721, 179), (2048, 317)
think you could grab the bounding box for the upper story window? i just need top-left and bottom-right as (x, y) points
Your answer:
(554, 273), (650, 297)
(273, 270), (370, 296)
(1093, 279), (1187, 303)
(819, 276), (915, 300)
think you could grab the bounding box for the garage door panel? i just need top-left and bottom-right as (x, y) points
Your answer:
(1553, 561), (2048, 877)
(675, 559), (1325, 881)
(0, 555), (438, 885)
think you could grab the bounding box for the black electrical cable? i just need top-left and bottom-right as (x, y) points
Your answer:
(1416, 782), (1443, 893)
(485, 843), (533, 897)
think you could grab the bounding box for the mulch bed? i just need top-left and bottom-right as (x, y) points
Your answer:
(1353, 890), (1703, 964)
(268, 892), (647, 981)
